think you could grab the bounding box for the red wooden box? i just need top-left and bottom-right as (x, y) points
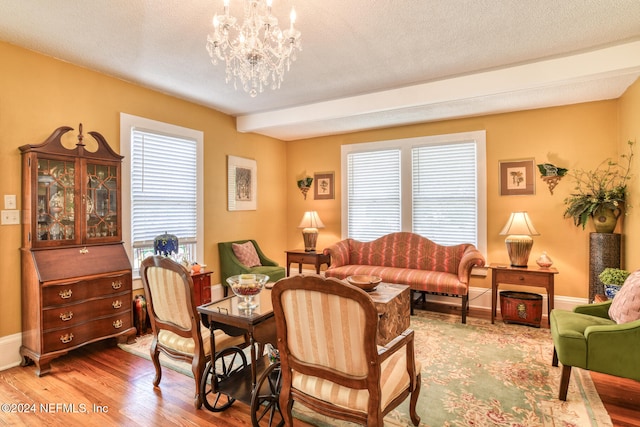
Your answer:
(500, 291), (542, 327)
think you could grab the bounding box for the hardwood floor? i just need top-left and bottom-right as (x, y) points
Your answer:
(1, 307), (638, 426)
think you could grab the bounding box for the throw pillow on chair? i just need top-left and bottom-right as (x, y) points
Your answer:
(232, 242), (262, 267)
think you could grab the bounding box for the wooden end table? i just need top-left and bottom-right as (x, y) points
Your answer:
(489, 263), (558, 326)
(285, 249), (331, 276)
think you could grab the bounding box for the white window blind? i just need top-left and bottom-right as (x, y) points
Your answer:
(131, 130), (198, 250)
(412, 142), (478, 246)
(347, 149), (401, 241)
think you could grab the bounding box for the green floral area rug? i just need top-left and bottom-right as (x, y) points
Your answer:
(119, 311), (612, 427)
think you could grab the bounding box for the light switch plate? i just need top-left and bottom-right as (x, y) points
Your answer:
(1, 210), (20, 225)
(4, 195), (16, 210)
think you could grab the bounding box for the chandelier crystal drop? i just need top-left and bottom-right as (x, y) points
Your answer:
(206, 0), (302, 97)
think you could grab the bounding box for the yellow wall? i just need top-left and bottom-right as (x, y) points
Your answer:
(619, 78), (640, 268)
(286, 101), (633, 299)
(0, 42), (287, 337)
(2, 39), (639, 340)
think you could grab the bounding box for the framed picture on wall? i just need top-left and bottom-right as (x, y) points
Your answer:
(228, 155), (257, 210)
(499, 158), (535, 196)
(314, 172), (334, 200)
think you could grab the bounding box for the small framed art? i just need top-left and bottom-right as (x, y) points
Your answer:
(228, 155), (257, 210)
(499, 158), (535, 196)
(314, 172), (334, 200)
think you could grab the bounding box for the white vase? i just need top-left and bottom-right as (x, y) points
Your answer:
(536, 251), (553, 268)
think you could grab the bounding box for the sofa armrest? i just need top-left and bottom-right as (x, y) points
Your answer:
(323, 239), (351, 268)
(457, 246), (485, 283)
(574, 300), (612, 319)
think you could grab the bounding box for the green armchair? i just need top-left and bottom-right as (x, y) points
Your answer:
(218, 240), (286, 295)
(550, 300), (640, 400)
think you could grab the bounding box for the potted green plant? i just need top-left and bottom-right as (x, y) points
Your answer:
(598, 267), (630, 299)
(563, 141), (634, 232)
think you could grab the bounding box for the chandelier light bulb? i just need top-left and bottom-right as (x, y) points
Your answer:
(206, 0), (302, 97)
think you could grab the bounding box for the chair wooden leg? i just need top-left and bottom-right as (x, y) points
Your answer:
(559, 365), (572, 401)
(410, 290), (414, 315)
(409, 373), (421, 426)
(461, 295), (468, 324)
(192, 357), (204, 409)
(279, 386), (294, 426)
(552, 347), (559, 367)
(150, 339), (162, 387)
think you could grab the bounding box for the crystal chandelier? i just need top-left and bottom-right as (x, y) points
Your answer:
(206, 0), (302, 97)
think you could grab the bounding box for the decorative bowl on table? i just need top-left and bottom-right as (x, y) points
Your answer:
(226, 273), (270, 309)
(346, 275), (382, 292)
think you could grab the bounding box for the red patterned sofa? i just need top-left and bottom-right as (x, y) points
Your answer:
(323, 232), (485, 323)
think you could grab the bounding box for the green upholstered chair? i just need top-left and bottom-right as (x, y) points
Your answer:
(550, 300), (640, 400)
(218, 240), (286, 296)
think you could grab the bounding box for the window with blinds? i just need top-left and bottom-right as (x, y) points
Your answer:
(120, 113), (203, 278)
(130, 130), (198, 268)
(412, 142), (478, 245)
(347, 149), (401, 241)
(341, 131), (486, 253)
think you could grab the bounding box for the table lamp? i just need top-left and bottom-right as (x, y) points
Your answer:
(298, 211), (325, 252)
(499, 212), (539, 267)
(154, 232), (179, 256)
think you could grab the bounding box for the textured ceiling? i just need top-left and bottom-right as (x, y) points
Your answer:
(1, 0), (640, 140)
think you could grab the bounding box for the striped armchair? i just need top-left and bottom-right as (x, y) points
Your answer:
(140, 256), (245, 409)
(271, 275), (421, 426)
(323, 232), (485, 323)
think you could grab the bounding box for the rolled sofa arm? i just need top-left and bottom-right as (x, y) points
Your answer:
(457, 246), (486, 284)
(323, 239), (352, 268)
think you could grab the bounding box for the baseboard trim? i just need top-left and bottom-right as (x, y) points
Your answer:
(0, 333), (22, 372)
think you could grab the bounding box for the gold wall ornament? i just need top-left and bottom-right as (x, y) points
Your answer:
(297, 176), (313, 199)
(537, 163), (567, 195)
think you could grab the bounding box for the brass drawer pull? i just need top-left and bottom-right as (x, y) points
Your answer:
(60, 333), (74, 344)
(111, 280), (122, 290)
(59, 289), (73, 299)
(113, 319), (123, 329)
(79, 247), (89, 254)
(59, 311), (73, 321)
(112, 300), (122, 309)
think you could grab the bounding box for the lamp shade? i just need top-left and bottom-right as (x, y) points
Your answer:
(499, 212), (539, 236)
(298, 211), (325, 229)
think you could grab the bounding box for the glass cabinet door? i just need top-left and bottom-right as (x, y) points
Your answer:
(36, 158), (76, 242)
(85, 162), (119, 240)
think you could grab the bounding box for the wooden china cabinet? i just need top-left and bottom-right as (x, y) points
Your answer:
(19, 124), (136, 376)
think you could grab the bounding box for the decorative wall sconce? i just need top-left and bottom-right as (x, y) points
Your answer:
(297, 176), (313, 199)
(537, 163), (568, 195)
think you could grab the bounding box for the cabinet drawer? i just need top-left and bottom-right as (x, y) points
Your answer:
(42, 313), (132, 353)
(42, 274), (131, 307)
(42, 292), (131, 329)
(288, 254), (314, 264)
(495, 271), (550, 286)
